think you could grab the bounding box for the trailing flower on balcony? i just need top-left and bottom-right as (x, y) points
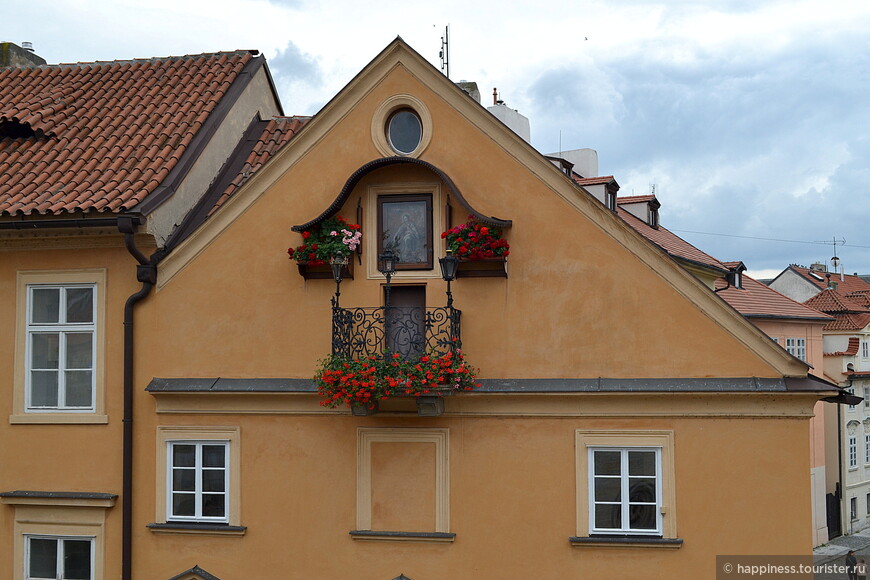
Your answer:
(314, 349), (479, 410)
(441, 215), (509, 261)
(288, 215), (361, 266)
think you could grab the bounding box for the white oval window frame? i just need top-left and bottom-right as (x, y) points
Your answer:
(371, 94), (432, 158)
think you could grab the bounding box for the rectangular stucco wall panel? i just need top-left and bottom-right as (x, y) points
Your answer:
(370, 441), (437, 532)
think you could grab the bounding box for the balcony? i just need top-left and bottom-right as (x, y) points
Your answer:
(331, 305), (461, 360)
(315, 251), (476, 416)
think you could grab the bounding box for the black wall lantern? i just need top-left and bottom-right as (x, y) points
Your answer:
(378, 249), (397, 309)
(330, 254), (349, 307)
(439, 250), (459, 308)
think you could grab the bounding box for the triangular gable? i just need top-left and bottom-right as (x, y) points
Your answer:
(167, 565), (221, 580)
(157, 38), (808, 379)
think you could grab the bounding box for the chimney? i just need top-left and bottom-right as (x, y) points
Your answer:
(1, 41), (47, 67)
(487, 88), (531, 143)
(550, 149), (599, 178)
(810, 262), (828, 273)
(455, 80), (480, 104)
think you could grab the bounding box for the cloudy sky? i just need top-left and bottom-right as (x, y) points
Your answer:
(6, 0), (870, 277)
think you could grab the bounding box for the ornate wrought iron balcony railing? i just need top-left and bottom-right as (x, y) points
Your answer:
(331, 306), (461, 360)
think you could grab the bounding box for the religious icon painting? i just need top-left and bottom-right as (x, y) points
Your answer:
(377, 194), (433, 270)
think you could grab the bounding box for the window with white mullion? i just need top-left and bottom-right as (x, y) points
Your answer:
(26, 285), (95, 412)
(168, 441), (229, 523)
(25, 534), (94, 580)
(589, 447), (662, 535)
(850, 436), (858, 468)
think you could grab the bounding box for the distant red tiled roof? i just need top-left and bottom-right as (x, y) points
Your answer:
(788, 265), (870, 294)
(847, 291), (870, 308)
(0, 51), (256, 216)
(823, 313), (870, 332)
(618, 208), (728, 273)
(616, 195), (656, 204)
(208, 116), (309, 216)
(804, 289), (869, 314)
(573, 175), (616, 186)
(804, 288), (870, 331)
(714, 275), (832, 321)
(826, 337), (860, 356)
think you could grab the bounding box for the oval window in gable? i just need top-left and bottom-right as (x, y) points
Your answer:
(387, 109), (423, 155)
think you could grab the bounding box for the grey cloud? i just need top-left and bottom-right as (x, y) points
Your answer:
(269, 41), (323, 86)
(526, 30), (870, 271)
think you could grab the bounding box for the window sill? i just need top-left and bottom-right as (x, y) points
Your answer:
(147, 522), (246, 536)
(349, 530), (455, 543)
(9, 413), (108, 425)
(569, 536), (683, 549)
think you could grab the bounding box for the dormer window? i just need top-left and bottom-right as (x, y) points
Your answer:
(605, 188), (617, 212)
(725, 263), (746, 290)
(647, 206), (659, 228)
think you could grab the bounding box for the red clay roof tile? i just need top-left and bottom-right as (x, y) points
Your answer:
(0, 51), (255, 216)
(804, 288), (869, 314)
(618, 207), (728, 272)
(714, 275), (832, 321)
(207, 116), (310, 216)
(826, 337), (861, 356)
(787, 265), (870, 295)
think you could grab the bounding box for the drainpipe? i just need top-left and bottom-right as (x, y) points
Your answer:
(118, 216), (157, 580)
(839, 400), (845, 536)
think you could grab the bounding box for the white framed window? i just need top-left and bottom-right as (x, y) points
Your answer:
(850, 436), (858, 469)
(25, 285), (96, 412)
(167, 441), (229, 523)
(575, 430), (677, 543)
(852, 497), (858, 521)
(865, 387), (870, 409)
(153, 427), (242, 534)
(588, 447), (662, 535)
(863, 341), (869, 359)
(866, 493), (870, 516)
(25, 535), (94, 580)
(14, 270), (107, 424)
(785, 338), (806, 362)
(849, 388), (857, 411)
(865, 433), (870, 464)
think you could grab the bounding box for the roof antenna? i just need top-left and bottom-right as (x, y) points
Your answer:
(816, 236), (846, 281)
(439, 24), (450, 78)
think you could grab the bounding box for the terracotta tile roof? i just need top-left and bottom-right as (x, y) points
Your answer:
(804, 288), (870, 331)
(208, 116), (309, 216)
(0, 51), (256, 216)
(847, 291), (870, 308)
(826, 337), (860, 356)
(714, 275), (832, 321)
(618, 208), (728, 273)
(573, 175), (616, 186)
(787, 265), (870, 294)
(823, 313), (870, 332)
(804, 288), (869, 314)
(616, 194), (656, 204)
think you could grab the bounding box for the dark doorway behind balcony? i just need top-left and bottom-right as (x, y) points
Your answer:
(386, 286), (426, 358)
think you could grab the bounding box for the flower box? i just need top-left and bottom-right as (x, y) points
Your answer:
(456, 257), (507, 278)
(296, 259), (354, 280)
(351, 401), (379, 416)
